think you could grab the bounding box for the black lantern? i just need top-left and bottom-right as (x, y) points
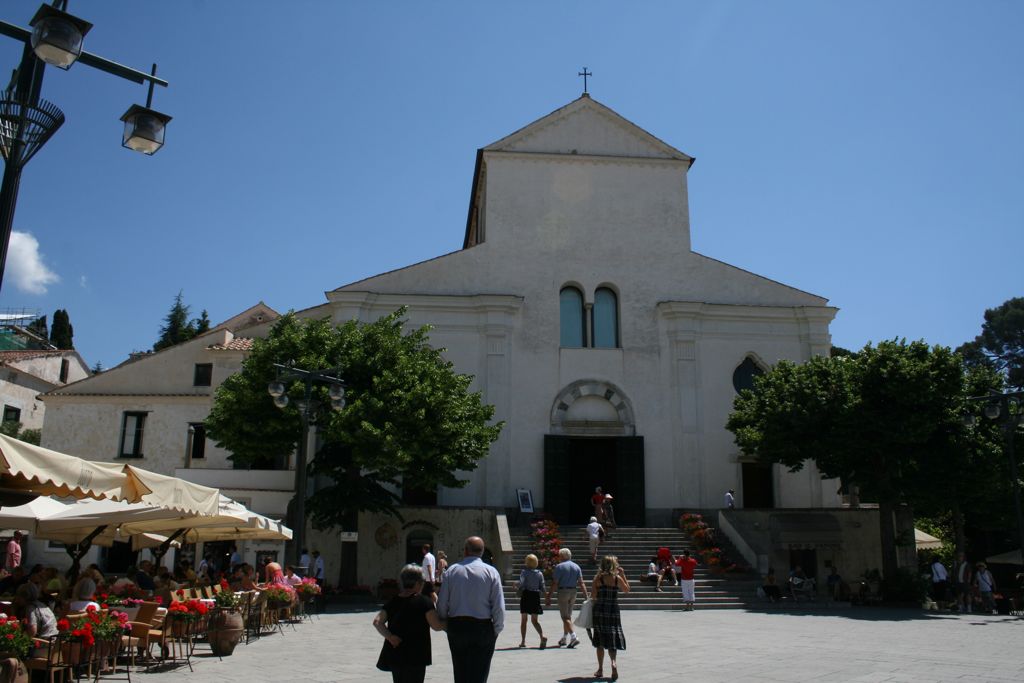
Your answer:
(119, 104), (172, 155)
(29, 3), (93, 69)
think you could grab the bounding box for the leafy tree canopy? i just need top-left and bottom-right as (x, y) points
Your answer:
(0, 421), (41, 445)
(727, 339), (988, 576)
(49, 309), (73, 349)
(153, 292), (211, 351)
(957, 296), (1024, 390)
(205, 309), (503, 527)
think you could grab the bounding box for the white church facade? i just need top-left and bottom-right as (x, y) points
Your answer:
(327, 94), (839, 528)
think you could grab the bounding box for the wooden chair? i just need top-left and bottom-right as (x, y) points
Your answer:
(122, 602), (159, 671)
(201, 586), (213, 599)
(242, 592), (264, 644)
(26, 635), (71, 683)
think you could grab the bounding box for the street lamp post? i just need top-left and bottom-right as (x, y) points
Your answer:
(964, 390), (1024, 560)
(268, 363), (346, 567)
(0, 1), (171, 293)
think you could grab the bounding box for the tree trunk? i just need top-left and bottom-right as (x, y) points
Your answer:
(951, 502), (967, 558)
(878, 499), (899, 580)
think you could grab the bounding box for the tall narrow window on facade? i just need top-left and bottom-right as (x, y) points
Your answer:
(59, 359), (70, 383)
(732, 357), (765, 393)
(119, 412), (147, 457)
(593, 287), (620, 348)
(559, 287), (586, 347)
(189, 422), (206, 460)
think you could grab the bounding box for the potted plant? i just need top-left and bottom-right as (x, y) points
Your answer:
(262, 585), (294, 609)
(0, 613), (32, 678)
(206, 580), (244, 657)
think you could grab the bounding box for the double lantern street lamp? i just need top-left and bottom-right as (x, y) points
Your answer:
(0, 1), (172, 292)
(963, 390), (1024, 562)
(268, 364), (346, 567)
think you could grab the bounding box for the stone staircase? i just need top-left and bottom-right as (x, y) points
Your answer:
(503, 526), (760, 610)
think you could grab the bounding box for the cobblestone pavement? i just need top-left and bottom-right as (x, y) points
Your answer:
(132, 606), (1024, 683)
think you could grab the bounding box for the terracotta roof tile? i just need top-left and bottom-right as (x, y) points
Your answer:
(0, 349), (67, 363)
(208, 337), (255, 351)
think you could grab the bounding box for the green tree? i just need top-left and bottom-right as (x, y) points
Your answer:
(205, 310), (502, 527)
(727, 339), (970, 579)
(957, 297), (1024, 390)
(153, 293), (212, 351)
(0, 421), (41, 445)
(154, 292), (192, 351)
(195, 310), (211, 335)
(49, 309), (73, 349)
(27, 315), (47, 339)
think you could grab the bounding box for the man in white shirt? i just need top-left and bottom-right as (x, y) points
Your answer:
(421, 544), (437, 583)
(312, 550), (325, 587)
(724, 489), (736, 509)
(299, 548), (311, 577)
(930, 557), (949, 601)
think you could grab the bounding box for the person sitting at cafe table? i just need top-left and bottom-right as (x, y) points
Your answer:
(284, 566), (303, 586)
(14, 582), (57, 638)
(69, 577), (100, 613)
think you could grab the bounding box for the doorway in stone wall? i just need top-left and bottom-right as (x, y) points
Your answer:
(544, 435), (645, 526)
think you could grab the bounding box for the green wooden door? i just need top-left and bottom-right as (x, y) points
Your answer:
(614, 436), (645, 526)
(544, 435), (572, 522)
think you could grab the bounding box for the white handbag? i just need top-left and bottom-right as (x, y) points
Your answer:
(573, 598), (594, 628)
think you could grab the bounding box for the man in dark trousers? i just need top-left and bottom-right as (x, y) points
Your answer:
(436, 536), (505, 682)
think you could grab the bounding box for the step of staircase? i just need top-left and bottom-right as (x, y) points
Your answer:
(503, 526), (759, 610)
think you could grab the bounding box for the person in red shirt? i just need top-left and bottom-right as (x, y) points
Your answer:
(674, 550), (698, 611)
(591, 487), (605, 522)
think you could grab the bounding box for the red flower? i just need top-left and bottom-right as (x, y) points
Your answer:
(5, 633), (14, 640)
(57, 619), (70, 632)
(85, 604), (97, 613)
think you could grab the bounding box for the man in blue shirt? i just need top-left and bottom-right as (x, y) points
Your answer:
(545, 547), (589, 647)
(436, 536), (505, 682)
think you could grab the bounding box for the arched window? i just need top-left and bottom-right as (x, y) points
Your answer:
(733, 357), (765, 393)
(593, 287), (619, 348)
(560, 287), (585, 347)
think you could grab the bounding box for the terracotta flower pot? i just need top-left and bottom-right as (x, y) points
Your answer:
(206, 609), (244, 657)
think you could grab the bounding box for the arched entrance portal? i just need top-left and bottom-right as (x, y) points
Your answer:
(544, 381), (645, 526)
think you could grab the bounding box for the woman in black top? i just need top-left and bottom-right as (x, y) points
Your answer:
(373, 564), (445, 683)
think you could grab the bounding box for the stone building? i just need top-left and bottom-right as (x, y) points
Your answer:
(41, 95), (883, 588)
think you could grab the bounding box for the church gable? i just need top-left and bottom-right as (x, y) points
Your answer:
(485, 96), (692, 162)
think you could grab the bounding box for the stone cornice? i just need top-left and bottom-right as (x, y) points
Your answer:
(326, 291), (524, 316)
(485, 149), (688, 170)
(656, 301), (838, 324)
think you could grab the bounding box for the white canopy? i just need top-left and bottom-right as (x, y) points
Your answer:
(0, 435), (220, 516)
(915, 528), (944, 551)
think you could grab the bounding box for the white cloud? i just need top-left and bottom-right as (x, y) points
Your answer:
(79, 275), (88, 289)
(6, 231), (60, 294)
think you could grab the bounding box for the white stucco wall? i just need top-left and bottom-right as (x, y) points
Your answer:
(325, 96), (839, 519)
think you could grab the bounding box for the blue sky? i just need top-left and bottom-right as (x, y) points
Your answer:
(1, 1), (1021, 369)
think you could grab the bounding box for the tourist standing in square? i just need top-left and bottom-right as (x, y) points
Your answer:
(724, 489), (736, 509)
(421, 544), (437, 601)
(546, 547), (588, 647)
(675, 550), (698, 610)
(975, 562), (997, 614)
(591, 487), (606, 522)
(436, 536), (505, 683)
(930, 556), (949, 602)
(312, 549), (325, 588)
(954, 553), (973, 613)
(5, 532), (22, 571)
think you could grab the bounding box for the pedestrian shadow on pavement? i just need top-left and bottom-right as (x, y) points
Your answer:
(740, 606), (965, 621)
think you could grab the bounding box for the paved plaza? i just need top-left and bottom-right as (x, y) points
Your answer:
(132, 605), (1024, 683)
